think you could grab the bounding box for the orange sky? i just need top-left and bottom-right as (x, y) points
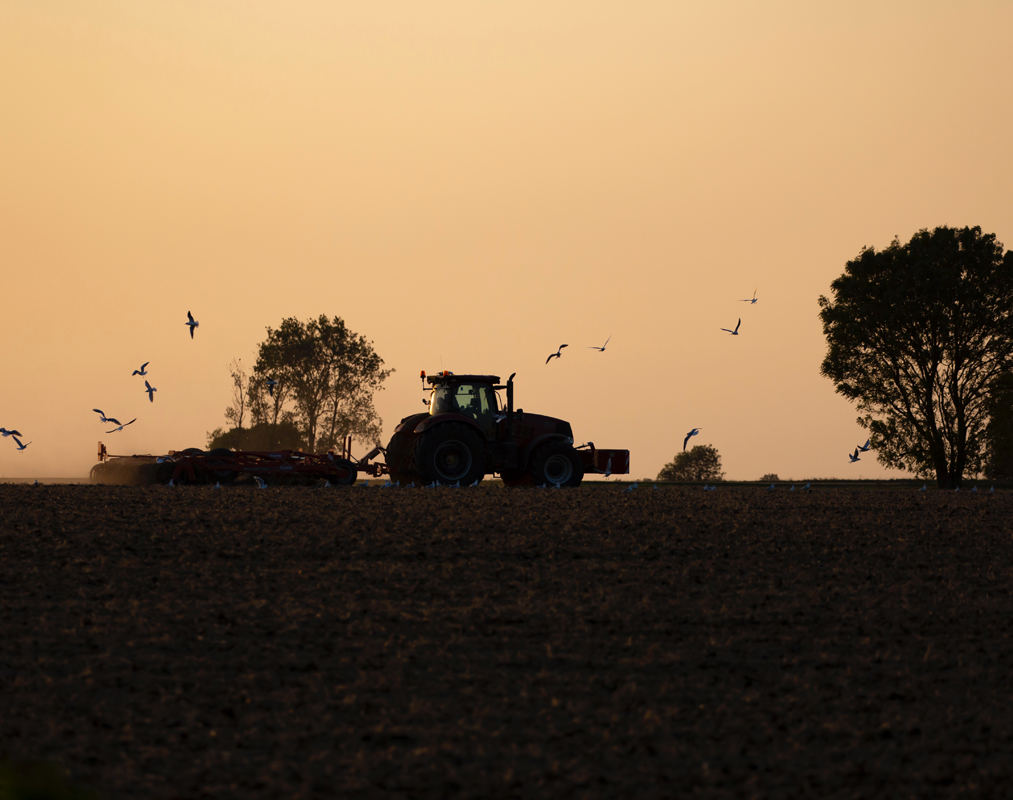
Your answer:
(2, 1), (1012, 481)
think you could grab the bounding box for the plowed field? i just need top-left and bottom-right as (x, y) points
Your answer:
(2, 484), (1013, 798)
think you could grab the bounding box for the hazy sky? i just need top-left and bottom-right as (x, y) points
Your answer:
(2, 1), (1011, 480)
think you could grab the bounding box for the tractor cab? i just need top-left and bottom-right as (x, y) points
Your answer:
(426, 373), (502, 439)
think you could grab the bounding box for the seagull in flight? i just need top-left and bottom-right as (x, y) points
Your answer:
(546, 344), (568, 364)
(92, 410), (118, 425)
(132, 362), (150, 376)
(185, 310), (199, 339)
(254, 476), (267, 489)
(12, 436), (31, 452)
(588, 335), (611, 352)
(741, 287), (758, 304)
(144, 381), (157, 403)
(848, 448), (860, 463)
(857, 439), (871, 452)
(106, 418), (137, 434)
(0, 428), (22, 438)
(683, 428), (701, 451)
(494, 411), (507, 423)
(602, 456), (612, 477)
(721, 319), (741, 335)
(266, 378), (279, 398)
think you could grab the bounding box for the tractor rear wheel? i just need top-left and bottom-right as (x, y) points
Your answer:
(417, 423), (485, 486)
(529, 440), (584, 487)
(385, 427), (424, 485)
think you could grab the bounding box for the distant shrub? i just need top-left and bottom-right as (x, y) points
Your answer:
(658, 445), (724, 482)
(760, 473), (779, 482)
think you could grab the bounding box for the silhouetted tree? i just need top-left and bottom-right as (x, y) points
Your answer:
(658, 444), (724, 481)
(819, 226), (1013, 488)
(985, 372), (1013, 480)
(206, 420), (305, 452)
(223, 358), (253, 450)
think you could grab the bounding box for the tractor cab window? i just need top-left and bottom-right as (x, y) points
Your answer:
(430, 383), (499, 436)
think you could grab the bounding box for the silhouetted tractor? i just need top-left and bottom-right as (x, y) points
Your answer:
(373, 371), (628, 487)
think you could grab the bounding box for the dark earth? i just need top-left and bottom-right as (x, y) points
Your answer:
(2, 484), (1013, 798)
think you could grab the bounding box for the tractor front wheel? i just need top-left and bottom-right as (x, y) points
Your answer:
(418, 423), (485, 486)
(529, 440), (584, 487)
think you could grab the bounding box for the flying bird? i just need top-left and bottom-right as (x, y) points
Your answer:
(266, 378), (279, 398)
(494, 411), (507, 423)
(848, 448), (860, 463)
(741, 288), (758, 304)
(144, 381), (157, 403)
(621, 482), (638, 493)
(132, 362), (149, 376)
(185, 310), (199, 339)
(0, 428), (22, 438)
(545, 344), (568, 364)
(858, 439), (871, 452)
(254, 476), (268, 489)
(602, 456), (612, 478)
(588, 335), (612, 352)
(721, 319), (741, 336)
(92, 410), (117, 425)
(12, 436), (31, 452)
(106, 418), (137, 434)
(683, 428), (701, 451)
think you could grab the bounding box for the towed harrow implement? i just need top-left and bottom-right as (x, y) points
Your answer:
(90, 442), (360, 486)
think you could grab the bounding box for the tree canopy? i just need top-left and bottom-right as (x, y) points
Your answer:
(208, 315), (392, 453)
(657, 444), (724, 482)
(819, 226), (1013, 488)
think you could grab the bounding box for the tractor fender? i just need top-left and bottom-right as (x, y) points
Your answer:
(413, 413), (486, 438)
(395, 412), (429, 434)
(521, 434), (569, 469)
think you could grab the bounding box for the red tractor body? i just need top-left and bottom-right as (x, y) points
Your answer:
(379, 372), (629, 487)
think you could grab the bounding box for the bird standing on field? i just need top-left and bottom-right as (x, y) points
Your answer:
(185, 311), (199, 339)
(545, 344), (568, 364)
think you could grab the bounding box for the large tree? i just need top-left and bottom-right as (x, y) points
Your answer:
(657, 444), (724, 482)
(819, 226), (1013, 488)
(211, 315), (392, 453)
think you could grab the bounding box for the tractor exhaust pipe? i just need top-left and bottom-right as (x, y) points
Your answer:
(505, 372), (516, 441)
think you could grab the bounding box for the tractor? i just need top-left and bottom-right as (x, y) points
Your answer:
(376, 371), (628, 487)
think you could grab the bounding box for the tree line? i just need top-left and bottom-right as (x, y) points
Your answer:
(207, 315), (392, 453)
